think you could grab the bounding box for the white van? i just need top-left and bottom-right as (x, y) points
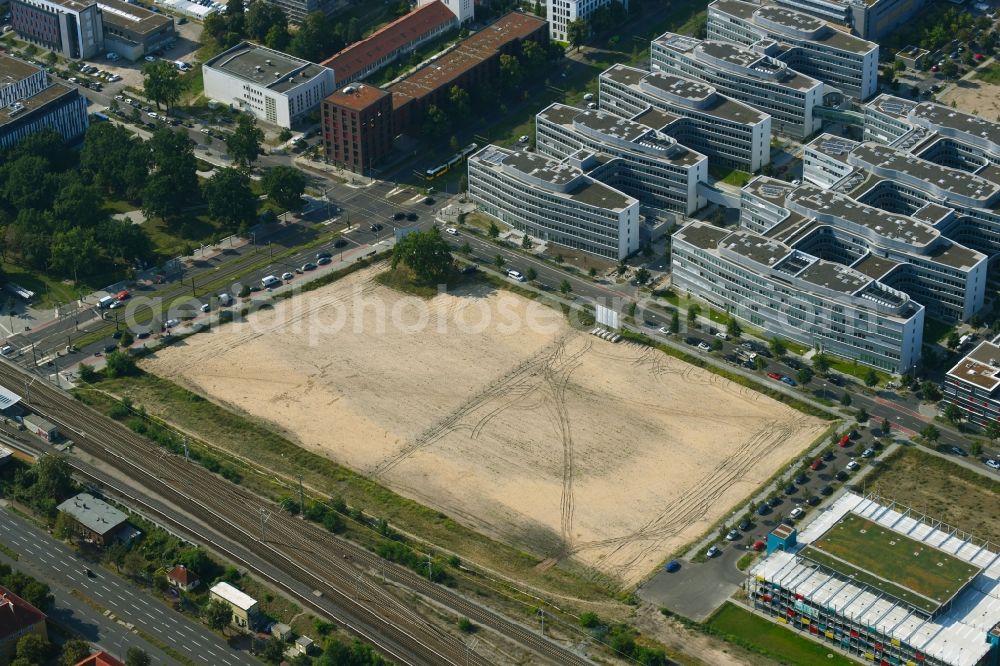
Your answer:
(261, 275), (280, 288)
(218, 293), (233, 306)
(98, 295), (115, 309)
(506, 269), (525, 282)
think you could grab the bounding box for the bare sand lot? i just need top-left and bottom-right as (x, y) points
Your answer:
(143, 267), (826, 586)
(938, 78), (1000, 119)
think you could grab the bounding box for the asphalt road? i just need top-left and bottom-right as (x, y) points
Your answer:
(0, 509), (257, 665)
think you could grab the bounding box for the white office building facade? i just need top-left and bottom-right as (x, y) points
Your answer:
(469, 145), (640, 260)
(204, 42), (335, 128)
(597, 64), (771, 172)
(546, 0), (628, 42)
(535, 103), (708, 215)
(706, 0), (878, 100)
(651, 32), (823, 139)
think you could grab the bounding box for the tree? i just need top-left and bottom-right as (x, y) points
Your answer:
(142, 60), (183, 112)
(863, 368), (879, 388)
(635, 267), (651, 285)
(769, 338), (786, 357)
(616, 260), (628, 277)
(985, 420), (1000, 443)
(203, 168), (257, 231)
(526, 266), (537, 281)
(560, 279), (572, 295)
(447, 85), (470, 117)
(422, 104), (448, 139)
(260, 638), (285, 664)
(54, 510), (76, 540)
(205, 599), (233, 632)
(567, 18), (588, 50)
(855, 407), (869, 423)
(35, 455), (74, 502)
(687, 304), (700, 323)
(971, 440), (983, 456)
(494, 254), (505, 270)
(125, 648), (152, 666)
(226, 114), (264, 171)
(499, 53), (523, 91)
(943, 402), (963, 425)
(797, 367), (814, 385)
(669, 311), (679, 335)
(882, 418), (892, 436)
(947, 331), (961, 349)
(726, 316), (742, 338)
(15, 634), (52, 664)
(710, 338), (723, 351)
(812, 354), (830, 373)
(840, 392), (852, 407)
(265, 23), (291, 51)
(920, 380), (942, 402)
(262, 166), (306, 211)
(521, 233), (532, 250)
(920, 423), (940, 443)
(753, 355), (767, 371)
(60, 640), (91, 666)
(487, 221), (500, 239)
(389, 228), (454, 284)
(105, 350), (138, 378)
(245, 0), (286, 40)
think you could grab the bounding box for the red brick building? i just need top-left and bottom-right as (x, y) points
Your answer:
(320, 1), (457, 84)
(321, 11), (547, 173)
(73, 651), (126, 666)
(0, 586), (47, 664)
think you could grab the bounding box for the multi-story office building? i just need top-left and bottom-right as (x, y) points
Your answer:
(321, 84), (393, 175)
(96, 0), (174, 61)
(672, 215), (924, 372)
(535, 103), (708, 215)
(597, 63), (771, 172)
(749, 492), (1000, 666)
(546, 0), (629, 42)
(0, 54), (48, 108)
(204, 42), (335, 128)
(706, 0), (878, 100)
(943, 335), (1000, 429)
(772, 0), (927, 41)
(10, 0), (104, 59)
(468, 144), (641, 260)
(0, 55), (88, 151)
(651, 31), (824, 138)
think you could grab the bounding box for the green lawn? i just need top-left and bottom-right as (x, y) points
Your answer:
(825, 356), (892, 385)
(1, 261), (84, 309)
(805, 513), (980, 612)
(976, 62), (1000, 85)
(924, 317), (954, 344)
(707, 604), (858, 666)
(710, 166), (752, 187)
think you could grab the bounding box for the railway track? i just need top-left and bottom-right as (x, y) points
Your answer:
(0, 360), (593, 666)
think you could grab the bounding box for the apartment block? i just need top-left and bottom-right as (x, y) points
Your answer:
(0, 54), (48, 108)
(321, 83), (393, 175)
(0, 55), (88, 152)
(597, 63), (771, 172)
(535, 103), (708, 215)
(706, 0), (878, 100)
(468, 145), (640, 260)
(943, 336), (1000, 429)
(651, 31), (823, 138)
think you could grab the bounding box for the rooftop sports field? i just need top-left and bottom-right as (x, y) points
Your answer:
(803, 513), (981, 615)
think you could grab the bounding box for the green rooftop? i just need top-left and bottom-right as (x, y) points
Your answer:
(802, 513), (981, 615)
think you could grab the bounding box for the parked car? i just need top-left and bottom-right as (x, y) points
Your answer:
(838, 435), (851, 447)
(822, 449), (835, 461)
(445, 227), (458, 235)
(406, 212), (418, 221)
(783, 483), (797, 495)
(810, 459), (823, 471)
(835, 470), (849, 481)
(0, 345), (12, 356)
(697, 341), (711, 352)
(756, 504), (770, 516)
(316, 251), (332, 259)
(846, 460), (860, 471)
(317, 257), (332, 266)
(862, 448), (875, 458)
(767, 372), (782, 380)
(794, 472), (809, 485)
(726, 529), (741, 541)
(781, 376), (797, 387)
(392, 212), (405, 221)
(738, 518), (753, 531)
(986, 459), (1000, 470)
(370, 223), (384, 232)
(281, 272), (294, 280)
(664, 560), (681, 573)
(706, 545), (720, 558)
(752, 540), (765, 551)
(789, 506), (804, 520)
(807, 495), (821, 506)
(767, 496), (782, 507)
(302, 262), (317, 271)
(507, 269), (526, 282)
(820, 484), (834, 496)
(950, 446), (968, 457)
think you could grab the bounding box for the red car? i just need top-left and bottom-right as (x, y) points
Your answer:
(767, 372), (782, 380)
(810, 458), (823, 470)
(838, 435), (851, 447)
(752, 540), (765, 552)
(116, 289), (130, 300)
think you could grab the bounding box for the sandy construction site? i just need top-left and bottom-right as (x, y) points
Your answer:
(142, 267), (826, 586)
(938, 77), (1000, 119)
